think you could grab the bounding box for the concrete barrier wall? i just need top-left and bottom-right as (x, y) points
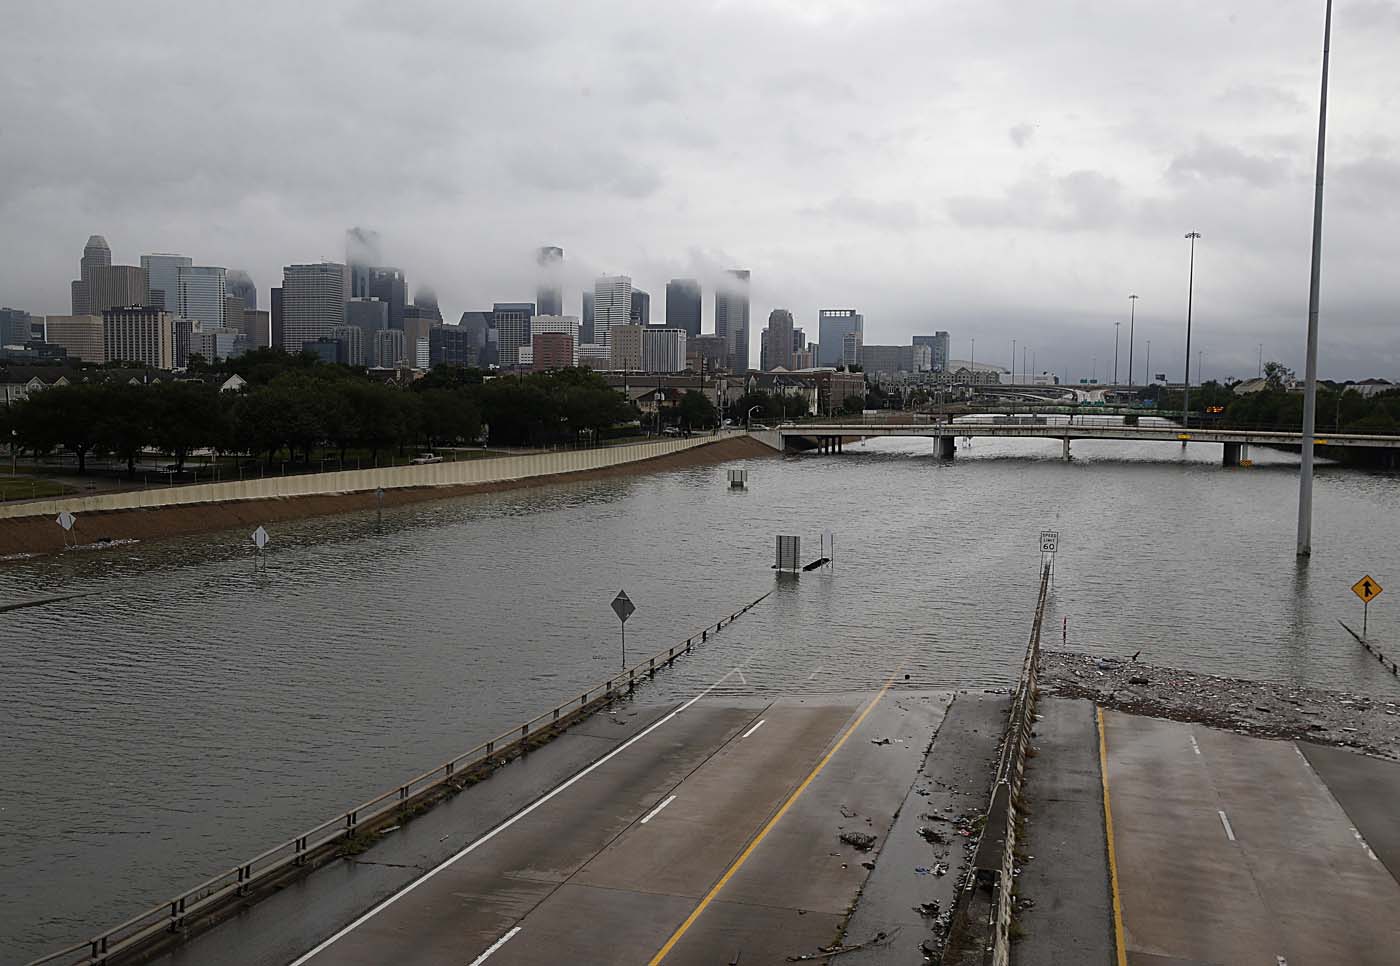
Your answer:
(0, 433), (745, 521)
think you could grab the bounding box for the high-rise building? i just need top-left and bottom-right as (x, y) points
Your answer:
(687, 334), (728, 372)
(458, 311), (492, 366)
(529, 315), (580, 366)
(580, 290), (595, 344)
(492, 302), (535, 367)
(270, 287), (284, 350)
(664, 278), (701, 338)
(714, 269), (750, 371)
(913, 332), (951, 371)
(226, 269), (257, 311)
(368, 268), (407, 330)
(302, 338), (340, 365)
(140, 253), (192, 312)
(0, 307), (35, 346)
(532, 332), (574, 371)
(224, 294), (247, 337)
(818, 309), (863, 367)
(346, 297), (389, 340)
(89, 266), (147, 315)
(346, 227), (382, 299)
(609, 323), (643, 371)
(103, 306), (174, 369)
(280, 263), (349, 353)
(593, 275), (632, 346)
(842, 330), (863, 368)
(641, 328), (687, 373)
(630, 289), (650, 325)
(536, 246), (564, 316)
(43, 315), (104, 362)
(190, 328), (242, 362)
(177, 265), (227, 330)
(331, 325), (366, 366)
(430, 324), (476, 367)
(244, 310), (271, 349)
(71, 235), (112, 315)
(766, 309), (795, 371)
(414, 338), (430, 369)
(860, 345), (914, 378)
(373, 328), (408, 368)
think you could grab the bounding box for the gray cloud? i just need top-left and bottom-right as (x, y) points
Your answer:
(1166, 139), (1290, 187)
(1, 0), (1398, 381)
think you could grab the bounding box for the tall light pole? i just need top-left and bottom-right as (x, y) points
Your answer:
(1128, 294), (1139, 386)
(1182, 232), (1202, 428)
(1011, 338), (1017, 384)
(1113, 322), (1121, 385)
(1298, 1), (1333, 556)
(1258, 343), (1264, 379)
(1145, 340), (1152, 385)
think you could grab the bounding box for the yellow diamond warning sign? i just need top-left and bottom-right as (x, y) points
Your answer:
(1352, 576), (1383, 604)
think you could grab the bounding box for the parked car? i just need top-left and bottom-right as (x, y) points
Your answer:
(410, 452), (444, 464)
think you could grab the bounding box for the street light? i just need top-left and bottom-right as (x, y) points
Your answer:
(1011, 338), (1017, 384)
(1113, 322), (1121, 386)
(746, 405), (761, 429)
(1128, 294), (1139, 386)
(1182, 231), (1202, 429)
(1298, 0), (1333, 557)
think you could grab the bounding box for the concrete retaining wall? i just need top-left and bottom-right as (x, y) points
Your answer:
(0, 433), (744, 521)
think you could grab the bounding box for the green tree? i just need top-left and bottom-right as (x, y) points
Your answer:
(97, 384), (154, 477)
(12, 383), (106, 473)
(842, 394), (865, 415)
(152, 381), (222, 470)
(675, 391), (718, 430)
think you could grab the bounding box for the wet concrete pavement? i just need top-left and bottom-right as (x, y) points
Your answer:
(154, 681), (955, 966)
(1103, 711), (1400, 966)
(840, 692), (1009, 965)
(1013, 697), (1113, 966)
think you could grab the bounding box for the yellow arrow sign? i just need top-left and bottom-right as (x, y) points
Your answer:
(1352, 575), (1383, 603)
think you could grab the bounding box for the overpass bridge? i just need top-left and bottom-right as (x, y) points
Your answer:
(775, 417), (1400, 466)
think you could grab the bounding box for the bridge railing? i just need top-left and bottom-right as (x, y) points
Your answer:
(23, 590), (773, 966)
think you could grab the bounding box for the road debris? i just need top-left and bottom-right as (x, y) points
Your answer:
(839, 831), (877, 851)
(785, 930), (892, 961)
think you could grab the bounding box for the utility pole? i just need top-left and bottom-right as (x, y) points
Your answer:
(1113, 322), (1121, 385)
(1182, 232), (1202, 429)
(1128, 294), (1139, 386)
(1012, 338), (1017, 384)
(1145, 340), (1151, 385)
(1298, 0), (1333, 557)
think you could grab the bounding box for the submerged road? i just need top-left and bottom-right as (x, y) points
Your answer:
(155, 672), (959, 966)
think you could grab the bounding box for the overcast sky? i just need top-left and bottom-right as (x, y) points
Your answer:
(2, 0), (1397, 381)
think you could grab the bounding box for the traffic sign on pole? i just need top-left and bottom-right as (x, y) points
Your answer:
(611, 590), (635, 669)
(1352, 575), (1383, 603)
(1040, 530), (1059, 554)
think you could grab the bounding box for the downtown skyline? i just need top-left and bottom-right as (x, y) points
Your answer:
(2, 1), (1398, 382)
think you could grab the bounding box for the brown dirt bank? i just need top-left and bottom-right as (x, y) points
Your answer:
(0, 435), (775, 560)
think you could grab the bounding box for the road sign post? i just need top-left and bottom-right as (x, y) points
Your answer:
(251, 526), (270, 572)
(1039, 529), (1060, 575)
(1352, 575), (1383, 640)
(56, 511), (76, 548)
(611, 589), (636, 670)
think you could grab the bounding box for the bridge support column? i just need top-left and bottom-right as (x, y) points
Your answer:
(937, 435), (955, 459)
(1223, 442), (1242, 467)
(1062, 437), (1071, 461)
(837, 437), (843, 453)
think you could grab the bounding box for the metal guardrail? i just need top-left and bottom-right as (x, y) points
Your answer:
(24, 590), (772, 966)
(944, 562), (1050, 966)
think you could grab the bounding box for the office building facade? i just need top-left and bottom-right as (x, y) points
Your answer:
(536, 246), (564, 316)
(765, 309), (795, 370)
(714, 269), (750, 371)
(374, 328), (408, 368)
(103, 306), (174, 369)
(609, 324), (643, 371)
(593, 275), (632, 347)
(280, 263), (349, 353)
(532, 332), (574, 371)
(141, 253), (192, 312)
(44, 315), (104, 362)
(529, 315), (580, 366)
(913, 332), (950, 371)
(492, 302), (534, 367)
(178, 265), (227, 330)
(665, 278), (701, 337)
(330, 325), (366, 366)
(630, 289), (650, 325)
(641, 328), (687, 373)
(818, 309), (863, 367)
(429, 324), (476, 367)
(71, 235), (111, 315)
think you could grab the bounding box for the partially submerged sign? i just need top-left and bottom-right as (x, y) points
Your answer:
(251, 526), (270, 551)
(56, 511), (76, 532)
(1353, 575), (1383, 604)
(611, 589), (635, 623)
(1040, 530), (1059, 554)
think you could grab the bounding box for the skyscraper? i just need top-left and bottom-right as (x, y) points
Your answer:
(530, 315), (580, 366)
(141, 253), (192, 312)
(818, 309), (863, 367)
(593, 275), (632, 347)
(714, 269), (750, 371)
(71, 235), (111, 315)
(280, 263), (349, 353)
(630, 289), (650, 325)
(103, 306), (174, 369)
(536, 246), (564, 316)
(346, 227), (382, 299)
(270, 287), (284, 350)
(177, 265), (227, 330)
(581, 290), (595, 344)
(664, 278), (701, 337)
(44, 316), (104, 362)
(367, 267), (406, 329)
(912, 333), (950, 372)
(226, 270), (257, 311)
(765, 309), (795, 371)
(89, 266), (148, 315)
(492, 302), (535, 366)
(641, 328), (687, 373)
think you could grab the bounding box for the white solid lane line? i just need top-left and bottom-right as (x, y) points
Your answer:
(467, 926), (521, 966)
(741, 719), (766, 739)
(1189, 735), (1201, 756)
(287, 666), (742, 965)
(641, 795), (677, 824)
(1218, 809), (1237, 842)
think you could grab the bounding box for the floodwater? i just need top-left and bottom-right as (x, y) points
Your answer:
(4, 433), (1399, 960)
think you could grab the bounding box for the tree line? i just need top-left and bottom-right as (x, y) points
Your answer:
(1, 350), (646, 474)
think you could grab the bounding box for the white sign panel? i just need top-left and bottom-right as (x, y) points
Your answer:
(1040, 530), (1059, 554)
(251, 526), (270, 550)
(56, 511), (76, 531)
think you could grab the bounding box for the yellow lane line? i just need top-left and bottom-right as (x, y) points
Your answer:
(1098, 706), (1129, 966)
(645, 679), (895, 965)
